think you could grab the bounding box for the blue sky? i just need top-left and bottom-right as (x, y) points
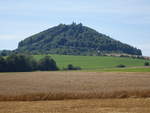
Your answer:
(0, 0), (150, 56)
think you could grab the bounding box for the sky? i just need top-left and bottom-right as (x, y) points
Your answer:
(0, 0), (150, 56)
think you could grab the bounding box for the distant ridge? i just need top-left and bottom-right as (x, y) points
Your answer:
(16, 23), (142, 55)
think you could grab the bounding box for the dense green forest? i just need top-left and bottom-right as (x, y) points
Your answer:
(16, 23), (142, 55)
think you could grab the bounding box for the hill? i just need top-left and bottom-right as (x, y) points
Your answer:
(16, 23), (142, 55)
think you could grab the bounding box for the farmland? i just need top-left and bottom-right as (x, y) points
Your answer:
(33, 54), (150, 70)
(0, 71), (150, 113)
(1, 55), (150, 112)
(0, 98), (150, 113)
(0, 71), (150, 101)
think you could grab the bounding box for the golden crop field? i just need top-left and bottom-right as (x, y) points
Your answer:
(0, 71), (150, 113)
(0, 71), (150, 101)
(0, 98), (150, 113)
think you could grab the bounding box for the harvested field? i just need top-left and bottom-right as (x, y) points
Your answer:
(0, 71), (150, 101)
(0, 98), (150, 113)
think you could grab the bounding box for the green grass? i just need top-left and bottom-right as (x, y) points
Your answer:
(33, 54), (150, 70)
(93, 67), (150, 72)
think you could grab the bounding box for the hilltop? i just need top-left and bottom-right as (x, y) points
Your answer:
(16, 23), (142, 55)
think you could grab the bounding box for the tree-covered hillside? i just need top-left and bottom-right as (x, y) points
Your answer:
(16, 23), (142, 55)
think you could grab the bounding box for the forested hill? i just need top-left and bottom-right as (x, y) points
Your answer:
(16, 23), (142, 55)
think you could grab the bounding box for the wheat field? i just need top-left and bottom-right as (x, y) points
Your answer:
(0, 71), (150, 101)
(0, 98), (150, 113)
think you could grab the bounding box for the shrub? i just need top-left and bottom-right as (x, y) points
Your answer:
(120, 55), (129, 58)
(66, 64), (81, 70)
(144, 62), (150, 66)
(38, 56), (59, 71)
(116, 64), (126, 68)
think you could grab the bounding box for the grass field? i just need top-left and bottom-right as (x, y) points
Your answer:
(92, 67), (150, 72)
(0, 98), (150, 113)
(0, 71), (150, 101)
(33, 54), (150, 70)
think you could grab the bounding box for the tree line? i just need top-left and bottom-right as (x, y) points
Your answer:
(0, 54), (58, 72)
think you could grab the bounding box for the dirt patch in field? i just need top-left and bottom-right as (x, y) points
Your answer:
(0, 72), (150, 101)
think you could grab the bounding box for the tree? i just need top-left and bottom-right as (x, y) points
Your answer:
(38, 56), (58, 71)
(0, 50), (12, 56)
(6, 54), (36, 72)
(0, 54), (59, 72)
(0, 56), (6, 72)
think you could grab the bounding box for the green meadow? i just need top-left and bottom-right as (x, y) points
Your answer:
(92, 67), (150, 72)
(33, 54), (150, 71)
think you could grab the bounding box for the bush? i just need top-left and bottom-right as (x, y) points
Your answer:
(116, 64), (126, 68)
(66, 64), (81, 70)
(120, 55), (129, 58)
(144, 62), (149, 66)
(38, 56), (59, 71)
